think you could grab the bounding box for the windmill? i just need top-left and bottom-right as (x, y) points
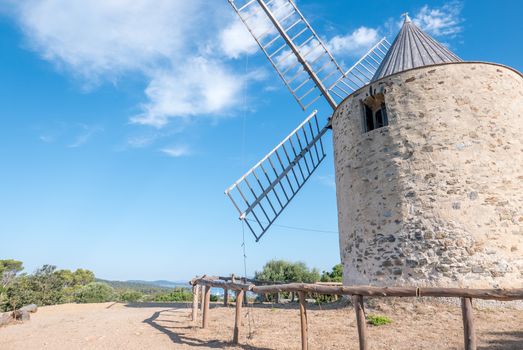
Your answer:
(224, 1), (523, 290)
(224, 0), (391, 241)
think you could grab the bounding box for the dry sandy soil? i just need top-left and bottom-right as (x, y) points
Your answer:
(0, 300), (522, 349)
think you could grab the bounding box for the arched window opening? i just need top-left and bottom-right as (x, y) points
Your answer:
(362, 94), (388, 133)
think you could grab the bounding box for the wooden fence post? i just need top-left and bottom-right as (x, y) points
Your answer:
(202, 286), (211, 329)
(192, 284), (199, 322)
(200, 283), (205, 312)
(233, 290), (244, 344)
(352, 295), (367, 350)
(298, 291), (308, 350)
(461, 298), (477, 350)
(224, 288), (229, 306)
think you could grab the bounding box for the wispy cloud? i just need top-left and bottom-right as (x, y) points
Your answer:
(131, 57), (245, 128)
(412, 2), (463, 37)
(39, 134), (56, 143)
(327, 27), (380, 57)
(37, 122), (103, 148)
(219, 19), (258, 59)
(329, 2), (464, 60)
(2, 0), (260, 129)
(316, 174), (335, 189)
(68, 124), (103, 148)
(2, 0), (464, 132)
(160, 145), (191, 158)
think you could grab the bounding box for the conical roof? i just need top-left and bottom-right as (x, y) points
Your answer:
(372, 15), (462, 81)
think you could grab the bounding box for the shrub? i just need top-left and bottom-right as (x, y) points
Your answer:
(150, 287), (193, 302)
(320, 263), (343, 282)
(210, 295), (218, 302)
(119, 290), (143, 302)
(255, 260), (320, 283)
(366, 314), (392, 326)
(75, 282), (115, 303)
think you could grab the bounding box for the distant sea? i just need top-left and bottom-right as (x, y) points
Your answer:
(126, 280), (225, 296)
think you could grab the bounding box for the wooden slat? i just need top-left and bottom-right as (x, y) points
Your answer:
(224, 288), (229, 306)
(233, 290), (244, 344)
(298, 291), (308, 350)
(192, 277), (523, 301)
(202, 286), (211, 329)
(420, 288), (523, 301)
(461, 298), (477, 350)
(252, 283), (417, 297)
(352, 295), (367, 350)
(191, 285), (199, 322)
(200, 283), (205, 313)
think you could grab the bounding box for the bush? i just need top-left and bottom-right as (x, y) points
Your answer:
(366, 314), (392, 326)
(75, 282), (115, 303)
(119, 290), (143, 303)
(255, 260), (320, 283)
(149, 287), (193, 302)
(210, 295), (218, 302)
(320, 264), (343, 282)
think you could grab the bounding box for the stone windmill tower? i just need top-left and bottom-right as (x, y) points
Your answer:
(225, 1), (523, 288)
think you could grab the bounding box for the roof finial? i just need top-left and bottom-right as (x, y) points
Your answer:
(402, 12), (411, 23)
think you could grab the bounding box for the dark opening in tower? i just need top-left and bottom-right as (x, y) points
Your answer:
(362, 93), (388, 132)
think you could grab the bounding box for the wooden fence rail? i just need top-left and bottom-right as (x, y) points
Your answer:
(189, 276), (523, 350)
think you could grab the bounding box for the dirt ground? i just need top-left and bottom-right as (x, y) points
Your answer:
(0, 299), (522, 350)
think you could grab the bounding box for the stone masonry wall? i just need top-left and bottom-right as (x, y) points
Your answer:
(332, 62), (523, 288)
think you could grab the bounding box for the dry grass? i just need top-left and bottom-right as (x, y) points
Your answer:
(0, 299), (522, 349)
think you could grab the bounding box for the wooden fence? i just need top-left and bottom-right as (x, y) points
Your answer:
(189, 276), (523, 350)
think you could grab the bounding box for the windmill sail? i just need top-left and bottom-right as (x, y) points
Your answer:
(228, 0), (345, 110)
(226, 0), (393, 241)
(328, 38), (391, 103)
(225, 111), (329, 241)
(228, 0), (391, 110)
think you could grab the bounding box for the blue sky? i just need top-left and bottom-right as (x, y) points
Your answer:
(0, 0), (521, 281)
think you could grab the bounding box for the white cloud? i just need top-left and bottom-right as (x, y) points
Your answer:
(412, 3), (463, 37)
(2, 0), (463, 132)
(219, 0), (293, 60)
(12, 0), (197, 80)
(3, 0), (258, 128)
(328, 27), (380, 57)
(220, 19), (258, 59)
(132, 57), (244, 128)
(160, 145), (191, 158)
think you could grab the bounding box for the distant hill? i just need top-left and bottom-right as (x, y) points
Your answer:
(127, 280), (189, 288)
(96, 279), (189, 293)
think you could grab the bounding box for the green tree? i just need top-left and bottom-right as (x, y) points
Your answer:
(321, 263), (343, 282)
(30, 265), (67, 305)
(75, 282), (115, 303)
(73, 269), (95, 285)
(0, 259), (23, 288)
(255, 260), (320, 283)
(0, 259), (24, 311)
(2, 264), (98, 310)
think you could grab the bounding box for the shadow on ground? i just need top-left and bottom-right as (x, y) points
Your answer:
(142, 309), (272, 350)
(125, 302), (192, 309)
(125, 300), (349, 311)
(479, 331), (523, 350)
